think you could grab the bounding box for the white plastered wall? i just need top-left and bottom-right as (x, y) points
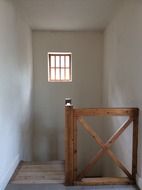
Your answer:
(103, 0), (142, 189)
(0, 1), (33, 189)
(32, 31), (104, 176)
(1, 0), (142, 188)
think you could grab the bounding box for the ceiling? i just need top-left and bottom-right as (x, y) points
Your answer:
(12, 0), (123, 31)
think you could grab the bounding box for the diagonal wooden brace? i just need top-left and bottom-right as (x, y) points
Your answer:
(78, 117), (133, 180)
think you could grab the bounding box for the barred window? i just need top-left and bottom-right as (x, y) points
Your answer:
(48, 52), (72, 82)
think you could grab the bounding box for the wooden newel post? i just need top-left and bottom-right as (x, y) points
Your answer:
(65, 98), (74, 185)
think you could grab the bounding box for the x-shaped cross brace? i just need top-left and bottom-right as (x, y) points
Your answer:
(77, 117), (133, 180)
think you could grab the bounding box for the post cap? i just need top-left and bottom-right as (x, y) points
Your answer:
(65, 98), (72, 106)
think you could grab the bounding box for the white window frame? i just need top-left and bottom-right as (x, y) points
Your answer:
(48, 52), (72, 82)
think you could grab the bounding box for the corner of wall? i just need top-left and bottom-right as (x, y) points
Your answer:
(137, 175), (142, 190)
(0, 154), (20, 190)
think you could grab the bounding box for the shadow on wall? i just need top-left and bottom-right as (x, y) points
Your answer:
(20, 117), (33, 161)
(33, 121), (58, 161)
(103, 77), (141, 178)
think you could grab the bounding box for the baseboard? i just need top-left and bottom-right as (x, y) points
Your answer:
(136, 175), (142, 190)
(0, 154), (20, 190)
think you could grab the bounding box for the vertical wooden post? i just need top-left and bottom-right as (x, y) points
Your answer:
(73, 116), (77, 182)
(65, 98), (74, 185)
(132, 109), (139, 180)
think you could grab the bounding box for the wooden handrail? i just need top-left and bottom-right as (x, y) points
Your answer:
(65, 99), (139, 186)
(74, 108), (138, 117)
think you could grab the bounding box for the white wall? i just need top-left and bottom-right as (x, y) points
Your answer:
(32, 31), (104, 175)
(103, 0), (142, 188)
(0, 1), (33, 189)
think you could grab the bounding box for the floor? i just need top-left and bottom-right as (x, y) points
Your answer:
(11, 161), (64, 184)
(6, 184), (139, 190)
(7, 161), (139, 190)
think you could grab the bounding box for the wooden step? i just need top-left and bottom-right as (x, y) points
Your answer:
(75, 177), (135, 186)
(11, 161), (65, 184)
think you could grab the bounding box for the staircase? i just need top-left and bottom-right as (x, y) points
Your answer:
(11, 161), (65, 184)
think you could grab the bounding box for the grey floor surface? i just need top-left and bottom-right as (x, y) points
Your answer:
(5, 184), (139, 190)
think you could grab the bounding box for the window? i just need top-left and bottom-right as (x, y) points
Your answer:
(48, 52), (72, 82)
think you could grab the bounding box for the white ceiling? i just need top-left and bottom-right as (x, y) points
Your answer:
(13, 0), (123, 31)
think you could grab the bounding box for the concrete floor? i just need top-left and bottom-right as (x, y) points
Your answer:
(6, 184), (139, 190)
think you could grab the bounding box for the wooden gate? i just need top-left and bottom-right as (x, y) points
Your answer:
(65, 101), (139, 186)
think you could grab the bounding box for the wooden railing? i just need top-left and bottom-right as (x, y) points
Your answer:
(65, 99), (139, 186)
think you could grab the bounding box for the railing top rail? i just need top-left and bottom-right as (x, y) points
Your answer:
(73, 108), (139, 117)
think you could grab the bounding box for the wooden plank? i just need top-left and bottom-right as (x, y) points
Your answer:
(75, 177), (135, 185)
(78, 117), (132, 179)
(79, 117), (104, 147)
(77, 147), (106, 180)
(106, 118), (132, 146)
(11, 161), (65, 184)
(13, 175), (65, 180)
(73, 116), (78, 181)
(65, 105), (69, 185)
(65, 105), (74, 185)
(74, 108), (138, 117)
(132, 109), (139, 179)
(20, 165), (64, 172)
(15, 171), (65, 177)
(20, 168), (64, 172)
(106, 149), (132, 179)
(12, 179), (64, 184)
(21, 160), (64, 165)
(68, 106), (74, 185)
(21, 164), (64, 169)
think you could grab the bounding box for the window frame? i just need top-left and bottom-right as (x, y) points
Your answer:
(48, 52), (72, 82)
